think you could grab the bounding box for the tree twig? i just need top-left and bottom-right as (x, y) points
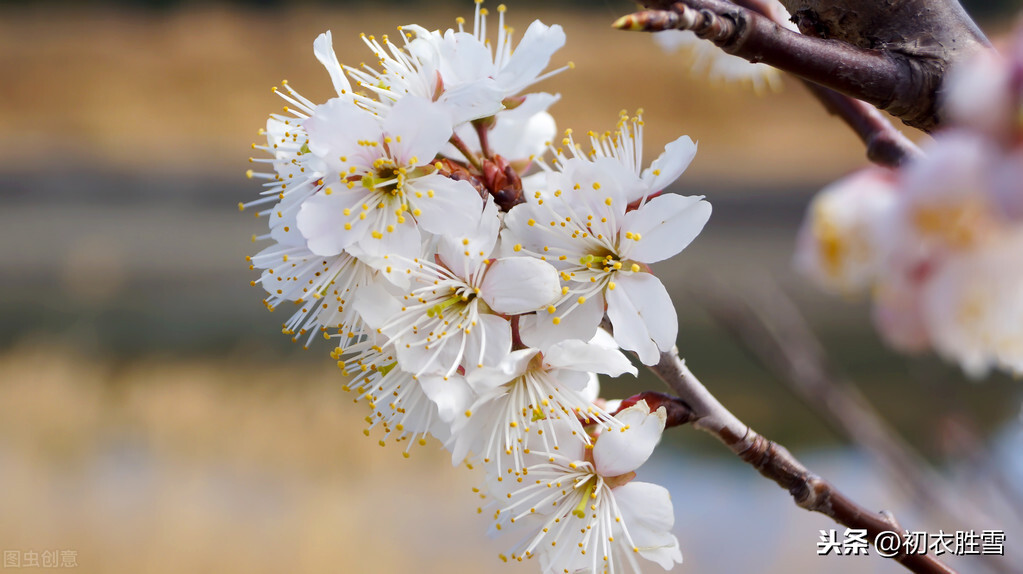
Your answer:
(693, 279), (1021, 572)
(728, 0), (925, 167)
(614, 0), (989, 132)
(800, 84), (924, 167)
(645, 346), (958, 574)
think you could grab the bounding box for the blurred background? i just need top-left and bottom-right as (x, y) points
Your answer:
(1, 0), (1022, 572)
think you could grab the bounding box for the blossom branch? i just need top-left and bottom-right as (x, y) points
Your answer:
(691, 280), (1022, 572)
(645, 347), (957, 574)
(614, 0), (990, 132)
(694, 280), (947, 496)
(727, 0), (924, 167)
(802, 85), (924, 167)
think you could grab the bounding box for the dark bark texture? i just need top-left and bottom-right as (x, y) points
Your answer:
(631, 0), (991, 132)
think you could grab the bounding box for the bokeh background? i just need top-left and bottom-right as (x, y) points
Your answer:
(2, 1), (1022, 572)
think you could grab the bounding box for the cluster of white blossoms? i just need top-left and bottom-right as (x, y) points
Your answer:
(244, 2), (711, 571)
(795, 25), (1023, 378)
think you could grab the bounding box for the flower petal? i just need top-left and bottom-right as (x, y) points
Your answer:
(519, 289), (604, 350)
(606, 272), (677, 365)
(351, 283), (403, 331)
(297, 189), (370, 256)
(406, 174), (484, 238)
(304, 98), (381, 171)
(593, 400), (665, 477)
(385, 96), (453, 166)
(488, 100), (558, 162)
(496, 21), (566, 95)
(354, 217), (422, 262)
(620, 193), (711, 264)
(435, 195), (501, 277)
(418, 373), (475, 424)
(640, 135), (697, 200)
(466, 348), (539, 395)
(793, 167), (898, 296)
(462, 313), (513, 372)
(543, 339), (636, 377)
(614, 481), (684, 569)
(480, 257), (561, 315)
(313, 31), (353, 97)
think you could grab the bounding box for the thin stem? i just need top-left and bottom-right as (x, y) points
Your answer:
(449, 133), (483, 171)
(474, 120), (494, 159)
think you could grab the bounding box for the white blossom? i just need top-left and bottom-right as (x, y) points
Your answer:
(654, 29), (782, 93)
(651, 0), (792, 94)
(922, 231), (1023, 377)
(504, 114), (710, 364)
(449, 336), (636, 470)
(796, 24), (1023, 376)
(248, 243), (385, 349)
(355, 198), (561, 378)
(296, 95), (487, 261)
(338, 336), (472, 455)
(793, 166), (899, 296)
(488, 400), (683, 573)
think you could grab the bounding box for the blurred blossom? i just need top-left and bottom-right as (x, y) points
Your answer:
(652, 0), (792, 94)
(795, 23), (1023, 377)
(653, 29), (782, 93)
(793, 167), (898, 296)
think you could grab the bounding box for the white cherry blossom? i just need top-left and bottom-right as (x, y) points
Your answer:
(242, 30), (361, 229)
(922, 231), (1023, 378)
(505, 154), (710, 364)
(355, 199), (562, 378)
(796, 26), (1023, 377)
(488, 400), (683, 573)
(449, 337), (636, 469)
(296, 95), (483, 260)
(651, 0), (792, 94)
(409, 2), (569, 105)
(248, 243), (386, 349)
(654, 29), (782, 93)
(550, 111), (698, 206)
(338, 336), (471, 455)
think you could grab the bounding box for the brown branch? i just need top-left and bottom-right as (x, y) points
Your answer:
(646, 347), (958, 574)
(614, 0), (990, 132)
(694, 281), (945, 498)
(730, 0), (925, 167)
(801, 83), (923, 167)
(692, 279), (1017, 574)
(616, 0), (924, 165)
